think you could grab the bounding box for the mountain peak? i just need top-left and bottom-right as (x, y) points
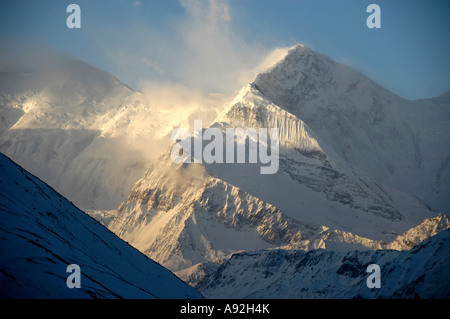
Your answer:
(256, 43), (325, 73)
(253, 44), (315, 80)
(276, 43), (312, 61)
(252, 43), (404, 124)
(254, 44), (362, 107)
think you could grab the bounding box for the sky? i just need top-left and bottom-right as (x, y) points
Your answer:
(0, 0), (449, 100)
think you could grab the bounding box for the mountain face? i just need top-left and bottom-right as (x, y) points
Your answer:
(186, 229), (450, 299)
(0, 153), (202, 298)
(253, 45), (450, 213)
(104, 44), (449, 278)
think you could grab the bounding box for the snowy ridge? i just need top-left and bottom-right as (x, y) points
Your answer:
(108, 151), (390, 271)
(108, 157), (288, 271)
(0, 153), (202, 298)
(215, 83), (321, 152)
(387, 214), (450, 250)
(106, 145), (440, 275)
(188, 229), (450, 299)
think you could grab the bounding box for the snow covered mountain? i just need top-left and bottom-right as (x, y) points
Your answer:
(187, 229), (450, 299)
(0, 61), (148, 210)
(104, 44), (449, 279)
(3, 43), (448, 298)
(0, 60), (224, 210)
(253, 45), (450, 214)
(0, 152), (202, 298)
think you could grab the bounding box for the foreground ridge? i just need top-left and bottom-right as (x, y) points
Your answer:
(0, 152), (203, 299)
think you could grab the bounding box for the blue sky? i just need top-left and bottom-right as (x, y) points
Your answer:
(0, 0), (449, 99)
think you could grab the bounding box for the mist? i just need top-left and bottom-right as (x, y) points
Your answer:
(0, 0), (290, 167)
(99, 0), (280, 94)
(121, 0), (288, 162)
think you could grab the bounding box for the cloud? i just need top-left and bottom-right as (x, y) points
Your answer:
(141, 57), (164, 74)
(0, 1), (289, 163)
(140, 81), (234, 128)
(103, 80), (235, 163)
(180, 0), (231, 27)
(96, 0), (286, 164)
(102, 0), (276, 94)
(104, 0), (292, 164)
(176, 0), (262, 92)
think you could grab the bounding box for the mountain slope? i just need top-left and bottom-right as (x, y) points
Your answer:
(209, 83), (432, 238)
(104, 44), (448, 277)
(0, 152), (202, 299)
(189, 229), (450, 299)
